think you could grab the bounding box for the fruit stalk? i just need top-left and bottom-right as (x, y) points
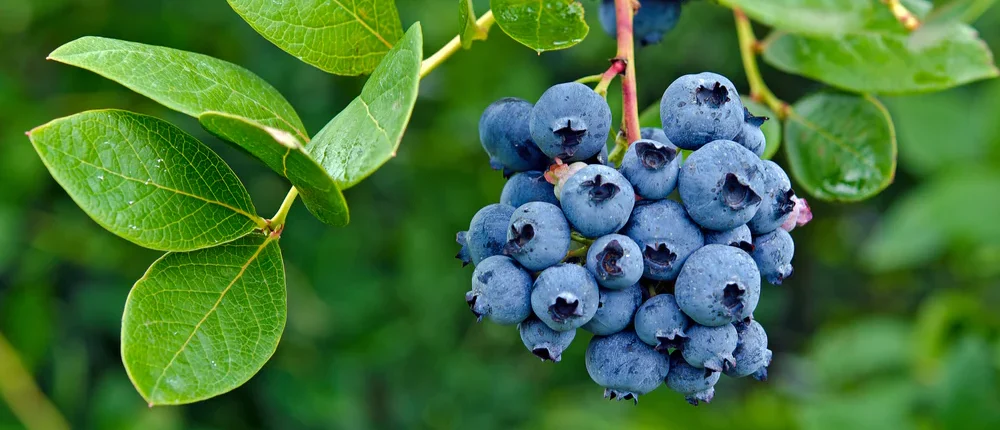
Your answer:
(420, 10), (496, 78)
(614, 0), (641, 145)
(733, 9), (788, 119)
(882, 0), (920, 31)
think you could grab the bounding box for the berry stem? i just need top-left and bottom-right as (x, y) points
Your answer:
(614, 0), (641, 145)
(882, 0), (921, 31)
(593, 60), (627, 97)
(420, 10), (496, 79)
(0, 333), (70, 430)
(733, 9), (789, 120)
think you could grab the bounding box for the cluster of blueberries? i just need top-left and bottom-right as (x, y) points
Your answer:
(457, 71), (810, 405)
(599, 0), (686, 46)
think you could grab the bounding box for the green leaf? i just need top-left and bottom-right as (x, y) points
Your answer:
(28, 110), (264, 252)
(199, 113), (349, 227)
(460, 0), (488, 49)
(762, 23), (999, 94)
(48, 37), (307, 140)
(122, 232), (285, 405)
(923, 0), (996, 24)
(784, 93), (896, 202)
(491, 0), (589, 53)
(309, 24), (422, 189)
(742, 97), (782, 160)
(227, 0), (403, 76)
(719, 0), (930, 36)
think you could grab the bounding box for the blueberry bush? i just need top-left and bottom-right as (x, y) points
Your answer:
(4, 0), (1000, 427)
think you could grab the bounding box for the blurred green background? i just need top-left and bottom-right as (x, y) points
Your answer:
(1, 0), (999, 428)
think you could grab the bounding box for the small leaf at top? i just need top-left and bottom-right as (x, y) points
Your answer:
(122, 232), (285, 405)
(460, 0), (489, 49)
(308, 24), (422, 189)
(762, 22), (998, 95)
(28, 110), (264, 251)
(199, 113), (349, 227)
(491, 0), (589, 52)
(48, 37), (307, 140)
(227, 0), (403, 76)
(784, 92), (897, 202)
(742, 98), (782, 160)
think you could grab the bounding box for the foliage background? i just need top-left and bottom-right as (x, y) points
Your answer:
(0, 0), (998, 428)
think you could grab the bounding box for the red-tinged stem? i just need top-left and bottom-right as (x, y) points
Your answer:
(593, 60), (627, 96)
(615, 0), (641, 145)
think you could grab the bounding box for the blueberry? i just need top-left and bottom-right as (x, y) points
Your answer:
(598, 0), (682, 46)
(530, 82), (612, 162)
(582, 283), (643, 336)
(678, 140), (766, 231)
(660, 72), (744, 150)
(479, 98), (549, 172)
(666, 351), (721, 406)
(583, 143), (612, 167)
(456, 203), (516, 266)
(518, 316), (577, 362)
(619, 139), (682, 200)
(675, 244), (761, 326)
(733, 107), (767, 157)
(634, 293), (691, 351)
(560, 165), (635, 238)
(585, 234), (644, 289)
(504, 202), (571, 272)
(640, 127), (671, 145)
(585, 331), (670, 403)
(501, 171), (559, 208)
(703, 224), (754, 252)
(622, 200), (704, 281)
(752, 228), (795, 285)
(681, 323), (738, 372)
(532, 263), (600, 331)
(724, 319), (772, 380)
(747, 160), (796, 235)
(466, 256), (533, 325)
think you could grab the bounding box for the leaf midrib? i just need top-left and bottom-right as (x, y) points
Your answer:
(330, 0), (393, 48)
(146, 235), (277, 400)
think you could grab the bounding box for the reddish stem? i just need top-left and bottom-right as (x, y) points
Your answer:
(614, 0), (640, 145)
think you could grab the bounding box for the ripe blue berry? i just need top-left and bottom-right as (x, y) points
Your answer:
(479, 97), (549, 172)
(519, 316), (577, 362)
(747, 160), (796, 235)
(660, 72), (744, 150)
(532, 263), (600, 331)
(675, 244), (761, 326)
(703, 224), (754, 252)
(582, 283), (643, 336)
(641, 127), (672, 145)
(585, 234), (644, 289)
(466, 256), (533, 325)
(501, 171), (559, 208)
(599, 0), (681, 46)
(619, 139), (682, 200)
(585, 331), (670, 403)
(529, 83), (612, 162)
(622, 200), (704, 281)
(724, 319), (772, 380)
(733, 107), (767, 157)
(681, 323), (738, 372)
(560, 165), (635, 238)
(666, 351), (720, 406)
(634, 293), (691, 351)
(678, 139), (766, 231)
(456, 203), (516, 266)
(752, 228), (795, 285)
(504, 202), (571, 272)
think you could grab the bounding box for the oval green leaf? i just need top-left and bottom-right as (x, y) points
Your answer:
(199, 113), (349, 227)
(122, 232), (285, 405)
(762, 23), (999, 95)
(47, 37), (307, 140)
(492, 0), (589, 52)
(784, 93), (897, 202)
(28, 110), (264, 251)
(227, 0), (403, 76)
(720, 0), (930, 35)
(460, 0), (489, 49)
(309, 24), (422, 189)
(742, 97), (782, 160)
